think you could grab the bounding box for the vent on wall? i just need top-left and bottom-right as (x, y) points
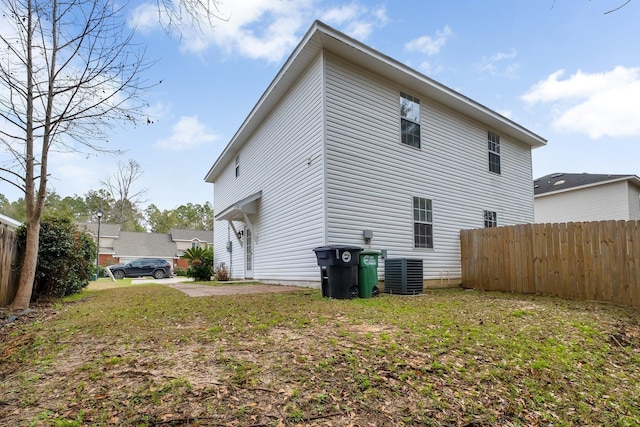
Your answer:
(384, 258), (423, 295)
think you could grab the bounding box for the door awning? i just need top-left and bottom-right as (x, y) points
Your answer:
(215, 191), (262, 222)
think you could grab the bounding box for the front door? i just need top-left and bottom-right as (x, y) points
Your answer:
(245, 228), (253, 279)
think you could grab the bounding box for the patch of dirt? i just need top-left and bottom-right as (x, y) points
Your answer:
(0, 302), (58, 345)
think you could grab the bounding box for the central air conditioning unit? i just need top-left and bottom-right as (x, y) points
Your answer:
(384, 258), (423, 295)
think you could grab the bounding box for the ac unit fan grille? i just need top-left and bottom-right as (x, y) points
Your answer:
(384, 258), (423, 295)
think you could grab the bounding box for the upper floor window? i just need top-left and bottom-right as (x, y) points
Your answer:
(413, 196), (433, 248)
(484, 210), (497, 228)
(235, 155), (240, 178)
(488, 132), (501, 174)
(400, 92), (421, 148)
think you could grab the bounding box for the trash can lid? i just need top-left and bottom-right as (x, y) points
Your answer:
(359, 249), (380, 256)
(313, 245), (363, 252)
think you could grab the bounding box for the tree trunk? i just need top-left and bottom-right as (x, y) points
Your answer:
(9, 220), (40, 310)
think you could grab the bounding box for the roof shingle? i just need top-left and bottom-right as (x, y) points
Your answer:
(534, 173), (638, 196)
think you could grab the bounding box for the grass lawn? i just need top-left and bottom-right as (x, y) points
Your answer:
(1, 284), (639, 426)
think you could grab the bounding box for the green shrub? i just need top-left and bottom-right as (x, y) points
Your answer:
(15, 215), (96, 299)
(181, 247), (213, 281)
(175, 268), (188, 277)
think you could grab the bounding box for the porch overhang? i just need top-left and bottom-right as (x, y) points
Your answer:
(215, 191), (262, 223)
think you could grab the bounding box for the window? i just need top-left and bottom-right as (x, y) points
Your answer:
(484, 210), (497, 228)
(488, 132), (501, 174)
(413, 196), (433, 248)
(400, 92), (421, 148)
(191, 240), (201, 248)
(245, 229), (253, 271)
(235, 155), (240, 178)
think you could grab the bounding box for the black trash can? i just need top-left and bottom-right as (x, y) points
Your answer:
(313, 245), (362, 299)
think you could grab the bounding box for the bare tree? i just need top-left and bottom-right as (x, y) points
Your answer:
(0, 0), (157, 309)
(101, 159), (147, 230)
(550, 0), (632, 13)
(156, 0), (225, 35)
(604, 0), (631, 14)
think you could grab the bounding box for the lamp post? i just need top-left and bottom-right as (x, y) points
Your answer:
(95, 208), (103, 279)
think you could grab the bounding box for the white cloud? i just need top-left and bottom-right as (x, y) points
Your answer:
(404, 26), (453, 55)
(522, 66), (640, 139)
(477, 48), (519, 78)
(47, 151), (104, 195)
(129, 1), (389, 62)
(418, 61), (444, 76)
(320, 3), (360, 24)
(321, 4), (389, 40)
(155, 116), (220, 151)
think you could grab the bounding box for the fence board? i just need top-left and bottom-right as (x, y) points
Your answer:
(627, 221), (640, 307)
(536, 224), (546, 295)
(566, 222), (577, 299)
(507, 225), (517, 293)
(460, 220), (640, 308)
(526, 225), (536, 293)
(0, 226), (19, 307)
(573, 222), (586, 301)
(586, 222), (599, 301)
(614, 221), (628, 306)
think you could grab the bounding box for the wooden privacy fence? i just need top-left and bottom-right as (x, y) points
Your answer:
(460, 220), (640, 308)
(0, 226), (19, 307)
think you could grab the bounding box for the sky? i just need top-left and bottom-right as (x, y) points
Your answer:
(2, 0), (640, 211)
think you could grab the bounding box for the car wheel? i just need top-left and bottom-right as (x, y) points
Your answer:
(152, 269), (165, 279)
(113, 270), (125, 280)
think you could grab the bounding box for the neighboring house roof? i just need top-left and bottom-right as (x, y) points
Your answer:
(114, 231), (178, 258)
(204, 20), (546, 184)
(170, 228), (213, 243)
(74, 222), (213, 259)
(0, 213), (21, 230)
(534, 173), (640, 196)
(76, 222), (122, 237)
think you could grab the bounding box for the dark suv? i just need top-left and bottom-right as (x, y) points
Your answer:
(106, 258), (173, 280)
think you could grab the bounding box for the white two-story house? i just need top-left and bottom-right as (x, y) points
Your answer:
(204, 21), (546, 288)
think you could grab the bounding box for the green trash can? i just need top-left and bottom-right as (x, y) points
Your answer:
(358, 249), (380, 298)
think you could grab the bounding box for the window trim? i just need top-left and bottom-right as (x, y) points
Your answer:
(488, 131), (501, 174)
(400, 92), (421, 149)
(235, 155), (240, 178)
(413, 196), (433, 249)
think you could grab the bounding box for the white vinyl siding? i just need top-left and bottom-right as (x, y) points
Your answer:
(323, 52), (534, 281)
(213, 55), (326, 282)
(535, 181), (635, 223)
(628, 184), (640, 220)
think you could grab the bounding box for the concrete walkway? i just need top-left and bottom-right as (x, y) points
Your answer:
(163, 282), (305, 297)
(131, 277), (194, 285)
(91, 277), (306, 297)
